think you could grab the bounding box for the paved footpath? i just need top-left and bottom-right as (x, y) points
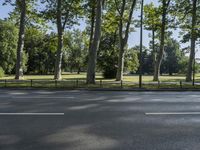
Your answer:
(0, 89), (200, 150)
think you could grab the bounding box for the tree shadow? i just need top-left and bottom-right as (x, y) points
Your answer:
(0, 90), (200, 150)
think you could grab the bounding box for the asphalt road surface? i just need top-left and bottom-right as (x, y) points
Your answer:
(0, 89), (200, 150)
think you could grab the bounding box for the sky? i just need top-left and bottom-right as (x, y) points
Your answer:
(0, 0), (198, 57)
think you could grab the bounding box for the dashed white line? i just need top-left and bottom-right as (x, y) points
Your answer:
(145, 112), (200, 115)
(0, 113), (64, 116)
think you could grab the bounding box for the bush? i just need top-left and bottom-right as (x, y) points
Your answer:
(103, 66), (117, 79)
(0, 67), (4, 78)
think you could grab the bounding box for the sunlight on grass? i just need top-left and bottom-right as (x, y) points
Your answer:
(1, 72), (200, 82)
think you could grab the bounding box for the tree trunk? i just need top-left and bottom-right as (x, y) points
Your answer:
(54, 0), (64, 80)
(116, 41), (125, 81)
(77, 67), (81, 74)
(153, 0), (170, 81)
(15, 0), (26, 80)
(89, 2), (95, 51)
(186, 0), (197, 82)
(116, 0), (137, 81)
(152, 30), (157, 78)
(87, 0), (102, 84)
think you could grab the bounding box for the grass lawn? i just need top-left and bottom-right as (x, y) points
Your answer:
(1, 73), (200, 89)
(1, 72), (200, 82)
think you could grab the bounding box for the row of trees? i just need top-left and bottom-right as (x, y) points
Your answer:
(1, 0), (200, 83)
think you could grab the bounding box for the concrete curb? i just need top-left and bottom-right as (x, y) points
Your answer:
(1, 87), (200, 92)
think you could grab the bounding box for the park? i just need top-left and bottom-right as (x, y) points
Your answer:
(0, 0), (200, 150)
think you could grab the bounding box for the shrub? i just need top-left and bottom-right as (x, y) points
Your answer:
(103, 66), (117, 79)
(0, 67), (4, 78)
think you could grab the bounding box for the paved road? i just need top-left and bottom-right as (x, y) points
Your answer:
(0, 89), (200, 150)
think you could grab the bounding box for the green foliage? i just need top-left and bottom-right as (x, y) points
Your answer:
(4, 0), (47, 29)
(103, 67), (117, 79)
(0, 67), (5, 78)
(0, 20), (18, 74)
(125, 48), (139, 73)
(178, 57), (188, 74)
(1, 0), (199, 81)
(143, 3), (161, 31)
(41, 0), (83, 28)
(173, 0), (200, 43)
(98, 33), (118, 79)
(161, 38), (184, 75)
(24, 28), (57, 74)
(63, 30), (88, 73)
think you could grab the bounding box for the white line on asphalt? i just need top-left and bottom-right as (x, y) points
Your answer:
(145, 112), (200, 115)
(0, 113), (64, 116)
(13, 97), (70, 99)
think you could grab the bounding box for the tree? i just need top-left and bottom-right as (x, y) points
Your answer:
(97, 32), (119, 79)
(4, 0), (45, 79)
(143, 3), (161, 79)
(84, 0), (96, 55)
(161, 36), (182, 75)
(64, 30), (88, 74)
(173, 0), (200, 81)
(125, 48), (139, 74)
(186, 0), (198, 81)
(114, 0), (137, 81)
(87, 0), (104, 84)
(0, 20), (18, 74)
(42, 0), (82, 79)
(15, 0), (26, 79)
(24, 28), (57, 74)
(154, 0), (171, 81)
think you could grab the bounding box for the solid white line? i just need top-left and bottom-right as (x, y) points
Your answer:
(0, 113), (64, 116)
(13, 97), (69, 99)
(145, 112), (200, 115)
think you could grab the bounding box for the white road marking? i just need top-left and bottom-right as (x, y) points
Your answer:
(145, 112), (200, 115)
(13, 97), (71, 99)
(0, 113), (64, 116)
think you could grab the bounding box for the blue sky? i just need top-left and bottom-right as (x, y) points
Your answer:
(0, 0), (197, 57)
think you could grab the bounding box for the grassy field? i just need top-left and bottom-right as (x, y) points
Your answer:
(1, 73), (200, 89)
(1, 72), (200, 82)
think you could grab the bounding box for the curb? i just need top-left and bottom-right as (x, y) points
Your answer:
(1, 87), (200, 92)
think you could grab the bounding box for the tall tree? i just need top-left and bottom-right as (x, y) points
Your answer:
(143, 3), (161, 80)
(186, 0), (198, 81)
(4, 0), (47, 79)
(42, 0), (82, 80)
(85, 0), (96, 53)
(15, 0), (26, 79)
(87, 0), (103, 84)
(114, 0), (137, 81)
(153, 0), (171, 81)
(173, 0), (200, 81)
(54, 0), (63, 80)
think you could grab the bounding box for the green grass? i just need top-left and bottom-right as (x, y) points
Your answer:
(1, 72), (200, 89)
(2, 72), (200, 82)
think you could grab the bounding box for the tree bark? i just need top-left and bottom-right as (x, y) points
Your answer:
(153, 0), (170, 81)
(152, 30), (157, 77)
(15, 0), (26, 80)
(186, 0), (197, 82)
(89, 1), (95, 51)
(116, 0), (137, 81)
(87, 0), (102, 84)
(116, 40), (125, 81)
(54, 0), (64, 80)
